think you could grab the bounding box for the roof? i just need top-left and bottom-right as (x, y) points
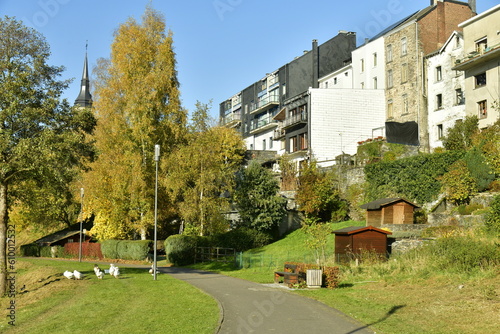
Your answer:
(360, 198), (420, 210)
(332, 225), (392, 235)
(35, 221), (93, 246)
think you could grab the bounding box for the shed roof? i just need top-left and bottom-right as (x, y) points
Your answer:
(35, 222), (93, 246)
(359, 198), (419, 210)
(332, 225), (392, 236)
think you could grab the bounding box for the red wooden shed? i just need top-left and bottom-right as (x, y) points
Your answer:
(332, 225), (392, 262)
(359, 198), (419, 227)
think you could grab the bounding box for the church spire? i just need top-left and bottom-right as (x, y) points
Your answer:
(75, 42), (92, 108)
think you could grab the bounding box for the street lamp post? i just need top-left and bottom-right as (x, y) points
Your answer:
(153, 145), (160, 280)
(79, 187), (84, 262)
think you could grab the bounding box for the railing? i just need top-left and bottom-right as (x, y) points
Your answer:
(250, 95), (280, 113)
(250, 116), (277, 132)
(221, 112), (241, 126)
(284, 112), (307, 128)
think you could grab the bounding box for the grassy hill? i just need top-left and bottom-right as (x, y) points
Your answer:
(192, 223), (500, 334)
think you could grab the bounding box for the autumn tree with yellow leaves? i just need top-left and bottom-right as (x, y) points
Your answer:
(84, 6), (186, 240)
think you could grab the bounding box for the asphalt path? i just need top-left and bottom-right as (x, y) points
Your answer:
(159, 266), (376, 334)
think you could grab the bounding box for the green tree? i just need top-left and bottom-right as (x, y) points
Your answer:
(234, 160), (286, 233)
(164, 103), (245, 236)
(0, 17), (96, 294)
(84, 6), (186, 240)
(442, 116), (478, 151)
(295, 161), (347, 222)
(440, 160), (477, 205)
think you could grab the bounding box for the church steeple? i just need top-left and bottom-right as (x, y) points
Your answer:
(75, 43), (92, 108)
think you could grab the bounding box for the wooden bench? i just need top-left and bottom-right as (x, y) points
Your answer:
(274, 264), (299, 285)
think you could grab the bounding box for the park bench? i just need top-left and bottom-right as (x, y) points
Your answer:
(274, 263), (299, 285)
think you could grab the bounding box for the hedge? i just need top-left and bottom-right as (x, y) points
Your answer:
(165, 234), (198, 266)
(101, 240), (151, 261)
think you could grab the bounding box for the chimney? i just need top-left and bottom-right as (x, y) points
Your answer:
(312, 39), (319, 89)
(469, 0), (476, 14)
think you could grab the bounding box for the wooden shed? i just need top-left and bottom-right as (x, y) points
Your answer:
(359, 198), (419, 227)
(332, 225), (392, 262)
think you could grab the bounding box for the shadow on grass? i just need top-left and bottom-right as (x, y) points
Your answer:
(347, 305), (406, 334)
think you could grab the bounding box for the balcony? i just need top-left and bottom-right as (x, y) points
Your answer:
(221, 112), (241, 128)
(283, 112), (307, 129)
(250, 95), (280, 115)
(453, 43), (500, 71)
(249, 117), (278, 135)
(273, 126), (286, 140)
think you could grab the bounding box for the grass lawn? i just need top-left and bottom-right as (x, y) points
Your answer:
(190, 222), (500, 334)
(0, 258), (219, 334)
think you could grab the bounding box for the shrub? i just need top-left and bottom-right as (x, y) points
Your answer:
(165, 234), (198, 266)
(39, 246), (64, 258)
(20, 243), (40, 257)
(485, 194), (500, 236)
(211, 228), (272, 251)
(101, 240), (120, 259)
(425, 237), (500, 273)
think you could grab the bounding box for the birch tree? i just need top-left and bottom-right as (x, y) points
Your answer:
(164, 102), (245, 236)
(85, 6), (186, 240)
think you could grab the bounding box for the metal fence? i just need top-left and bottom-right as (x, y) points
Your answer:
(235, 252), (320, 269)
(195, 247), (236, 263)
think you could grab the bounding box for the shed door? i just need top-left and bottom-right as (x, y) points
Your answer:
(393, 205), (405, 224)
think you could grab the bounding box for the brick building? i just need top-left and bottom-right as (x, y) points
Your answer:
(384, 0), (474, 152)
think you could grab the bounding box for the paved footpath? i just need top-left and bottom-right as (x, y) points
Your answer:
(159, 267), (375, 334)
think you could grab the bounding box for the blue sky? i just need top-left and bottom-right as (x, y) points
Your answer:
(1, 0), (496, 118)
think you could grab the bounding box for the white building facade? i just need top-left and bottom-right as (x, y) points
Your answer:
(351, 37), (386, 90)
(426, 31), (466, 150)
(308, 88), (386, 167)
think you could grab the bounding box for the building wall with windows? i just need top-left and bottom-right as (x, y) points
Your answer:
(455, 4), (500, 128)
(308, 88), (385, 166)
(384, 0), (473, 152)
(426, 31), (466, 150)
(352, 37), (386, 90)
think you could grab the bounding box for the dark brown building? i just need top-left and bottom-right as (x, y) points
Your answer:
(360, 198), (419, 227)
(333, 225), (392, 262)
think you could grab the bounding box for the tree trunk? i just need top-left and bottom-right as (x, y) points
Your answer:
(0, 182), (8, 295)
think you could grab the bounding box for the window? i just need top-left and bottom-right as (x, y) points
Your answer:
(401, 37), (408, 56)
(455, 88), (464, 105)
(324, 82), (328, 89)
(455, 35), (461, 49)
(387, 99), (394, 118)
(387, 69), (393, 88)
(262, 139), (266, 150)
(361, 82), (365, 89)
(437, 124), (444, 139)
(290, 137), (297, 152)
(373, 53), (378, 67)
(436, 66), (442, 82)
(387, 44), (393, 62)
(334, 77), (338, 85)
(401, 63), (408, 83)
(250, 143), (254, 150)
(475, 73), (486, 87)
(476, 37), (488, 53)
(373, 77), (378, 89)
(436, 94), (443, 110)
(360, 58), (365, 72)
(299, 133), (308, 150)
(402, 94), (409, 114)
(478, 100), (487, 118)
(269, 137), (273, 149)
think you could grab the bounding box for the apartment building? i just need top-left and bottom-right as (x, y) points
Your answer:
(220, 31), (356, 158)
(453, 4), (500, 128)
(426, 31), (466, 150)
(384, 0), (474, 151)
